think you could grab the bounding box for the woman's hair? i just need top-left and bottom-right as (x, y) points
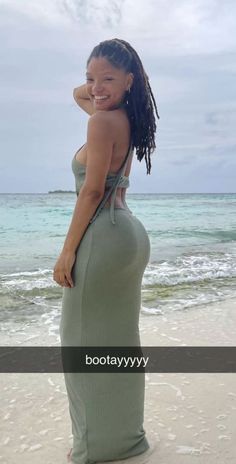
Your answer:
(87, 38), (160, 174)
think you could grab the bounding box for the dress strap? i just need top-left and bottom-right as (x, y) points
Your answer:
(89, 140), (133, 225)
(109, 146), (132, 224)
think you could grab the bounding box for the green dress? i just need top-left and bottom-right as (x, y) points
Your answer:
(60, 141), (151, 463)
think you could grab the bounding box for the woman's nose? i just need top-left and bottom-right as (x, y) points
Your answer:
(92, 82), (104, 93)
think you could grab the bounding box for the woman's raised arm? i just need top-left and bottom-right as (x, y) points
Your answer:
(73, 84), (95, 115)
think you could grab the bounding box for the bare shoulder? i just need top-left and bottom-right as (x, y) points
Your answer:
(89, 110), (119, 124)
(89, 109), (125, 127)
(87, 111), (114, 142)
(88, 111), (123, 146)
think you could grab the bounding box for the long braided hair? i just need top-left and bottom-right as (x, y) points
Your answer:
(86, 38), (160, 175)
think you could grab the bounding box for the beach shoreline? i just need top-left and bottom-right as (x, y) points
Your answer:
(1, 297), (236, 463)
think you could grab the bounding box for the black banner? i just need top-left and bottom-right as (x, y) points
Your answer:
(0, 346), (236, 373)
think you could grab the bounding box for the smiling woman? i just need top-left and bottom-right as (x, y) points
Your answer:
(85, 56), (134, 112)
(55, 38), (160, 464)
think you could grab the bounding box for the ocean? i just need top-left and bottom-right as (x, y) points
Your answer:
(1, 192), (236, 339)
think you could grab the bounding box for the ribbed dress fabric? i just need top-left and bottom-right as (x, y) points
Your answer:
(60, 142), (151, 463)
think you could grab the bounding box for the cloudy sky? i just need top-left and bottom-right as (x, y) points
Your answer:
(0, 0), (236, 193)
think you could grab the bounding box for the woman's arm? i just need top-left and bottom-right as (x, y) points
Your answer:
(53, 112), (116, 287)
(62, 189), (103, 253)
(73, 84), (95, 115)
(62, 111), (114, 253)
(53, 108), (115, 288)
(53, 190), (103, 287)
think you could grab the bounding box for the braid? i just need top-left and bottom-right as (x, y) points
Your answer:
(87, 38), (160, 175)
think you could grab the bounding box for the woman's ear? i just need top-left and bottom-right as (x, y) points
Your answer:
(129, 73), (134, 89)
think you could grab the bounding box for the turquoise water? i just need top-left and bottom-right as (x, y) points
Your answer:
(1, 193), (236, 336)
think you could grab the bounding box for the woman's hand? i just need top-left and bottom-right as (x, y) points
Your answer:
(53, 250), (76, 288)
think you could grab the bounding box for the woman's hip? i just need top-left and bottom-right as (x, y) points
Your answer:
(89, 208), (150, 270)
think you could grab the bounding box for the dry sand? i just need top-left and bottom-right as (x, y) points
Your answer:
(1, 298), (236, 464)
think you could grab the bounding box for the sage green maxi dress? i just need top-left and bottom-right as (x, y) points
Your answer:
(60, 141), (151, 464)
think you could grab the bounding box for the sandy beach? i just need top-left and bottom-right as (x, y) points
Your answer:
(1, 297), (236, 464)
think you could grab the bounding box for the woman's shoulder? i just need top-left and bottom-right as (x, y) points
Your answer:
(87, 111), (114, 140)
(89, 108), (127, 124)
(88, 109), (127, 139)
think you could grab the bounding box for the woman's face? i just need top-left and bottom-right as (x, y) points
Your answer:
(86, 56), (133, 111)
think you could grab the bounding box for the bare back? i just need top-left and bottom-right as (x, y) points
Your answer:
(75, 108), (133, 209)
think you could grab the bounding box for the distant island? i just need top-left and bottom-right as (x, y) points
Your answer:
(48, 190), (75, 194)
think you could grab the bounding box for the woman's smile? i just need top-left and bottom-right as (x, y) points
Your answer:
(93, 95), (110, 102)
(86, 57), (132, 111)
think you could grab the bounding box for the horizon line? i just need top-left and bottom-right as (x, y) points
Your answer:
(0, 192), (236, 195)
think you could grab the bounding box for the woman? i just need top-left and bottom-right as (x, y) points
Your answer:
(53, 38), (159, 464)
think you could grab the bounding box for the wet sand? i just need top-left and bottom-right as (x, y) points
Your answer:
(1, 297), (236, 464)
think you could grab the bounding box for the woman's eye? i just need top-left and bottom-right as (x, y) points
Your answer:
(86, 78), (113, 82)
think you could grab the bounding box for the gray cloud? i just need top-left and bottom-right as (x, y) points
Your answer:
(0, 0), (235, 192)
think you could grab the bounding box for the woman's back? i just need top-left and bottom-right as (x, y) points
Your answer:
(74, 107), (133, 209)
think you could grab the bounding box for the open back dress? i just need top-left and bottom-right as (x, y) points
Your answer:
(60, 140), (151, 464)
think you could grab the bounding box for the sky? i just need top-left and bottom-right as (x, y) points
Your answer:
(0, 0), (236, 193)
